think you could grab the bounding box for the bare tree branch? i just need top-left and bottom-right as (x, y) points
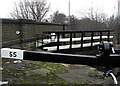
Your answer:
(10, 0), (50, 22)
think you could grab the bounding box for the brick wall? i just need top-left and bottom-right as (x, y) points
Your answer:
(1, 19), (65, 49)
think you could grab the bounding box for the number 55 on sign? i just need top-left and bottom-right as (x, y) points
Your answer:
(1, 48), (25, 60)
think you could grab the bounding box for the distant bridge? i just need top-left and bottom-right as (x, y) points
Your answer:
(37, 30), (114, 52)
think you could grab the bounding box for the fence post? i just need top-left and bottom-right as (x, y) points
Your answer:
(70, 33), (72, 49)
(107, 31), (110, 42)
(63, 24), (65, 31)
(57, 33), (60, 51)
(91, 32), (94, 47)
(41, 35), (44, 50)
(74, 33), (76, 44)
(100, 31), (102, 43)
(81, 32), (84, 48)
(62, 25), (65, 38)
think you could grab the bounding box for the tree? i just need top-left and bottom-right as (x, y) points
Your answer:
(78, 7), (109, 30)
(50, 11), (68, 24)
(107, 15), (120, 32)
(80, 7), (109, 23)
(10, 0), (50, 22)
(69, 15), (79, 30)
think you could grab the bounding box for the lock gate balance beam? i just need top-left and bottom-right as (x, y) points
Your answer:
(1, 48), (120, 67)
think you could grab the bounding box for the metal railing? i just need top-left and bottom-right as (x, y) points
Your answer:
(38, 30), (114, 51)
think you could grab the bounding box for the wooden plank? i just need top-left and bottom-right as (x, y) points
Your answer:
(57, 34), (60, 51)
(70, 33), (72, 49)
(91, 32), (94, 47)
(100, 32), (102, 42)
(81, 32), (84, 48)
(107, 31), (110, 42)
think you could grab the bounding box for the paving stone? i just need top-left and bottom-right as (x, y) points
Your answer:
(26, 68), (50, 76)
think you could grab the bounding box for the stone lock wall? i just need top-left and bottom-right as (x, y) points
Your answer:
(1, 19), (65, 50)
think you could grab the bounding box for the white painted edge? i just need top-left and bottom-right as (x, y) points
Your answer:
(43, 36), (113, 43)
(44, 42), (113, 51)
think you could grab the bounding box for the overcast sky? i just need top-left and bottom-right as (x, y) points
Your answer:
(0, 0), (118, 18)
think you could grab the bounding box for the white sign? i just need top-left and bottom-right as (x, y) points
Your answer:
(1, 48), (25, 60)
